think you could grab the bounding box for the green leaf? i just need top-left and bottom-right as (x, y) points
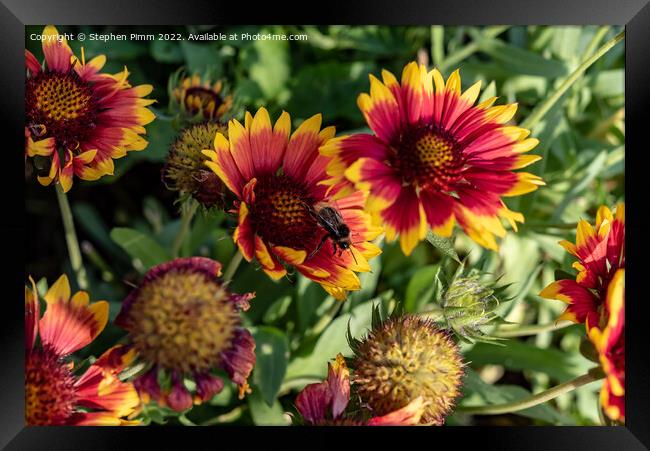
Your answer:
(461, 368), (575, 424)
(404, 264), (440, 312)
(247, 390), (290, 426)
(180, 41), (223, 76)
(469, 31), (569, 78)
(286, 301), (374, 380)
(425, 231), (460, 263)
(465, 340), (595, 382)
(251, 326), (290, 405)
(242, 27), (290, 100)
(110, 227), (172, 271)
(150, 39), (184, 63)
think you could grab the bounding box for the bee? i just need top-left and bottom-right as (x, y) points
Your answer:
(304, 202), (358, 264)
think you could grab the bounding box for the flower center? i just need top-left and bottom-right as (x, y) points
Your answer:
(392, 125), (465, 191)
(248, 174), (320, 249)
(126, 270), (238, 373)
(25, 71), (98, 148)
(352, 317), (464, 424)
(26, 347), (78, 425)
(163, 122), (227, 207)
(184, 87), (223, 118)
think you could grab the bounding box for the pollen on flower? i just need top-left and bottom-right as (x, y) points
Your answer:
(351, 315), (464, 425)
(25, 347), (78, 425)
(163, 122), (228, 208)
(393, 125), (465, 191)
(26, 71), (97, 146)
(123, 269), (238, 374)
(248, 174), (320, 249)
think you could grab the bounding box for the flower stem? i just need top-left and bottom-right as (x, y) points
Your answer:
(55, 184), (88, 290)
(493, 321), (573, 338)
(223, 250), (243, 282)
(458, 369), (604, 415)
(521, 30), (625, 130)
(171, 199), (199, 258)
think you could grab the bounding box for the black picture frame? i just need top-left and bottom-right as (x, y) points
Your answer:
(5, 0), (649, 449)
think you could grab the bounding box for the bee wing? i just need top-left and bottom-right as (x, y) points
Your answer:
(317, 207), (343, 230)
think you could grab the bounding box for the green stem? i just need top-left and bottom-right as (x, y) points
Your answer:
(494, 321), (573, 338)
(430, 26), (444, 67)
(418, 305), (445, 322)
(583, 26), (611, 60)
(223, 250), (243, 282)
(200, 406), (246, 426)
(439, 26), (509, 73)
(458, 370), (604, 415)
(171, 200), (199, 258)
(55, 184), (88, 290)
(521, 30), (625, 130)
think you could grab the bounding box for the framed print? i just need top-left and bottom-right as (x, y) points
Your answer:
(3, 0), (649, 449)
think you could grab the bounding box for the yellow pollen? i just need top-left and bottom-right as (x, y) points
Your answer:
(127, 271), (238, 373)
(33, 76), (92, 122)
(415, 133), (455, 168)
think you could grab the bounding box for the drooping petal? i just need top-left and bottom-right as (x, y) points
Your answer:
(367, 397), (426, 426)
(379, 186), (427, 256)
(327, 354), (350, 420)
(295, 381), (332, 424)
(220, 327), (256, 399)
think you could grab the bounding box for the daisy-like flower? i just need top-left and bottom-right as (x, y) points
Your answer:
(172, 74), (233, 121)
(588, 269), (625, 423)
(349, 313), (465, 425)
(25, 275), (140, 425)
(202, 108), (383, 300)
(540, 203), (625, 326)
(295, 354), (426, 426)
(25, 26), (155, 192)
(114, 257), (256, 411)
(321, 62), (544, 255)
(162, 122), (230, 209)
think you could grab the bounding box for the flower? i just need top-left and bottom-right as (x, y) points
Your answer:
(25, 25), (155, 192)
(349, 313), (464, 425)
(114, 257), (256, 411)
(162, 122), (230, 208)
(588, 269), (625, 423)
(539, 203), (625, 326)
(25, 275), (140, 425)
(172, 73), (233, 121)
(294, 354), (426, 426)
(202, 107), (383, 300)
(321, 62), (544, 255)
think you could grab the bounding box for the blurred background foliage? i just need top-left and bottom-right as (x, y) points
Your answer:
(25, 24), (624, 426)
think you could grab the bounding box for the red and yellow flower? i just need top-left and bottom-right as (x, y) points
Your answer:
(540, 203), (625, 325)
(25, 275), (140, 425)
(114, 257), (256, 411)
(295, 354), (426, 426)
(172, 74), (233, 121)
(321, 62), (544, 255)
(540, 203), (625, 423)
(588, 268), (625, 422)
(25, 25), (155, 192)
(203, 108), (383, 300)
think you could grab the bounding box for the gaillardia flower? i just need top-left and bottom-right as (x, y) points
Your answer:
(162, 122), (230, 209)
(295, 354), (426, 426)
(203, 108), (383, 300)
(540, 203), (625, 326)
(114, 257), (256, 411)
(172, 74), (233, 121)
(349, 313), (464, 425)
(25, 275), (140, 425)
(25, 26), (155, 192)
(588, 269), (625, 423)
(321, 62), (544, 254)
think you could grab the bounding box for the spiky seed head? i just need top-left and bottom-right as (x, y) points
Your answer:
(351, 314), (464, 425)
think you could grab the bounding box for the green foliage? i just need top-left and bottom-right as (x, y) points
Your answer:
(26, 24), (624, 426)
